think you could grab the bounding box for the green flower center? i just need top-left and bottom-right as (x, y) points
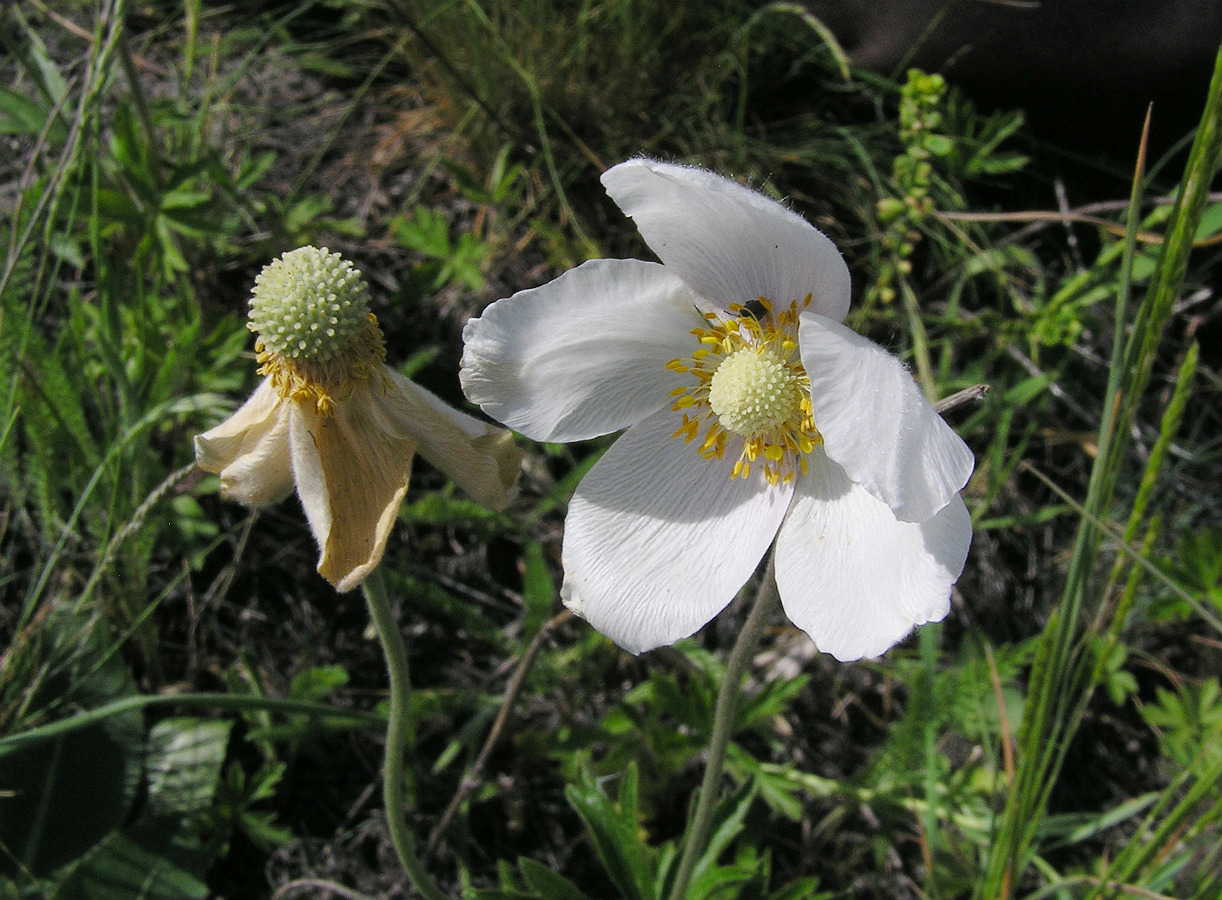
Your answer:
(248, 246), (371, 362)
(247, 246), (388, 416)
(667, 296), (822, 486)
(708, 347), (804, 437)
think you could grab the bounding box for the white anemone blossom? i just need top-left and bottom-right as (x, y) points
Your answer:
(461, 159), (974, 661)
(196, 246), (522, 592)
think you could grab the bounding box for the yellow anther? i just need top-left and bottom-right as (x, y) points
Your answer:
(664, 296), (822, 484)
(257, 314), (388, 417)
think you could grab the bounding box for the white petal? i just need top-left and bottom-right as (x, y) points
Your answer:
(376, 369), (522, 511)
(194, 378), (294, 507)
(288, 390), (417, 592)
(601, 158), (850, 321)
(774, 449), (971, 661)
(460, 258), (703, 442)
(561, 407), (792, 653)
(800, 313), (974, 522)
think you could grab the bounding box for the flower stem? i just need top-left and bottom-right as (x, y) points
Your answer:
(362, 570), (449, 900)
(667, 552), (780, 900)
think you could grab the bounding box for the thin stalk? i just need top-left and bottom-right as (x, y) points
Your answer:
(667, 553), (781, 900)
(1093, 342), (1198, 639)
(362, 571), (449, 900)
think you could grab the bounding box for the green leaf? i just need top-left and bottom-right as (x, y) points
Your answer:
(1004, 374), (1050, 405)
(922, 133), (954, 156)
(144, 719), (231, 819)
(394, 206), (452, 257)
(520, 540), (556, 638)
(565, 764), (654, 900)
(237, 809), (294, 850)
(1041, 792), (1159, 849)
(518, 858), (587, 900)
(1193, 201), (1222, 239)
(54, 832), (208, 900)
(767, 876), (830, 900)
(0, 87), (64, 141)
(0, 609), (143, 877)
(11, 7), (69, 105)
(402, 492), (504, 529)
(685, 782), (757, 895)
(289, 665), (350, 703)
(726, 744), (804, 821)
(734, 674), (809, 731)
(688, 861), (760, 900)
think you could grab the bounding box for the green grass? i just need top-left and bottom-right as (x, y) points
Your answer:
(2, 2), (1221, 898)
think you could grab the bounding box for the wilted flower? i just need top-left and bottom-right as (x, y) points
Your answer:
(197, 246), (521, 592)
(460, 159), (973, 660)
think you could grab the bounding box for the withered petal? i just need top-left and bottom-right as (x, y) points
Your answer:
(288, 387), (417, 592)
(376, 369), (522, 512)
(194, 378), (294, 507)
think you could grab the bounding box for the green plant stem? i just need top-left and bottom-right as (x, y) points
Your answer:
(667, 553), (780, 900)
(0, 692), (382, 757)
(362, 570), (449, 900)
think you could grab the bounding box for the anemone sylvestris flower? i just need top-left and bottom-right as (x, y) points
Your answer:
(461, 159), (974, 661)
(196, 246), (522, 592)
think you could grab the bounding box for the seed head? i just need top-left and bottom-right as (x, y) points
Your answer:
(248, 246), (372, 362)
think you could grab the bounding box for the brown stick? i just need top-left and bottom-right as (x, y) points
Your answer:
(934, 383), (990, 413)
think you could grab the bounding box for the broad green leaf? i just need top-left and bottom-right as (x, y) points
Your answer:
(0, 608), (142, 877)
(144, 719), (232, 819)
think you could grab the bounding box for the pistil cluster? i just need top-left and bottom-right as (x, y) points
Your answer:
(247, 246), (389, 416)
(667, 296), (822, 485)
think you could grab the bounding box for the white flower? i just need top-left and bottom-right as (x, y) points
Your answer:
(460, 160), (974, 661)
(196, 246), (522, 592)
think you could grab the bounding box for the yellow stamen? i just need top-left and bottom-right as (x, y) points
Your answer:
(258, 314), (389, 416)
(666, 295), (822, 484)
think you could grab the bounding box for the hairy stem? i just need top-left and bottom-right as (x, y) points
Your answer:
(667, 552), (780, 900)
(362, 571), (449, 900)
